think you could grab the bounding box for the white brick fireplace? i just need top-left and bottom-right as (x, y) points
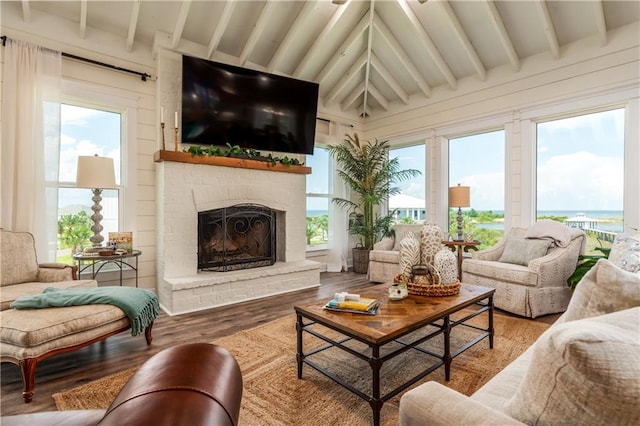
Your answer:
(155, 154), (320, 315)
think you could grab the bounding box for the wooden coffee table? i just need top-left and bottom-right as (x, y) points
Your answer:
(294, 283), (494, 426)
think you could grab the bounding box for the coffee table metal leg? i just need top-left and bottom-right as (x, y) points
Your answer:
(443, 315), (451, 381)
(296, 314), (304, 379)
(369, 345), (382, 426)
(488, 295), (494, 348)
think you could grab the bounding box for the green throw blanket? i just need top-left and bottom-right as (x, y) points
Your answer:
(11, 287), (159, 336)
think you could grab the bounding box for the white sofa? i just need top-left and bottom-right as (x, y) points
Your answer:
(400, 232), (640, 426)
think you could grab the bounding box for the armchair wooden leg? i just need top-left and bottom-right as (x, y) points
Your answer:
(19, 358), (38, 403)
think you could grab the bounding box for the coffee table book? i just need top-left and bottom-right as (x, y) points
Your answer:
(323, 297), (380, 315)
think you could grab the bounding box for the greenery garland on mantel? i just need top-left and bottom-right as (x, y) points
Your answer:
(185, 143), (305, 167)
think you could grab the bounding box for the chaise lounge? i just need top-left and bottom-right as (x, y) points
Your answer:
(0, 230), (154, 403)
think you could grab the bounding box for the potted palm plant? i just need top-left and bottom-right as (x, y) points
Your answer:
(327, 134), (421, 273)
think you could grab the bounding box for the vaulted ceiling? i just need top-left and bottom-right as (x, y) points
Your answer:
(3, 1), (639, 120)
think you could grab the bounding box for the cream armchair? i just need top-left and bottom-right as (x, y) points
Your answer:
(0, 230), (96, 310)
(461, 226), (585, 318)
(368, 224), (423, 282)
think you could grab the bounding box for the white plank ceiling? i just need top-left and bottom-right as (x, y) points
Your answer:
(3, 0), (639, 120)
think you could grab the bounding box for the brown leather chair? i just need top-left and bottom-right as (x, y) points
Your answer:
(2, 343), (243, 426)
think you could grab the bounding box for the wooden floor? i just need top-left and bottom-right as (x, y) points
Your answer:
(0, 272), (559, 417)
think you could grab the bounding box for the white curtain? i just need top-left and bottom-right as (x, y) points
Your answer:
(1, 39), (62, 261)
(326, 121), (351, 272)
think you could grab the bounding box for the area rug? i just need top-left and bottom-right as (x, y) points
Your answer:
(53, 311), (549, 425)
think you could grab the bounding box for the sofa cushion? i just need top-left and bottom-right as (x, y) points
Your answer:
(373, 237), (394, 251)
(563, 259), (640, 322)
(609, 232), (640, 274)
(1, 231), (39, 286)
(392, 224), (422, 251)
(498, 237), (550, 266)
(462, 259), (539, 287)
(369, 250), (400, 263)
(0, 304), (127, 347)
(0, 279), (97, 311)
(505, 308), (640, 426)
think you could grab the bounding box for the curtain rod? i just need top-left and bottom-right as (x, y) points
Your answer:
(1, 35), (152, 81)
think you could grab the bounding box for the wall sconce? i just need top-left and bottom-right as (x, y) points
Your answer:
(449, 184), (470, 241)
(76, 155), (117, 249)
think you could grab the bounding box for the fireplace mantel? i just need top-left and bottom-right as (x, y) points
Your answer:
(153, 150), (311, 175)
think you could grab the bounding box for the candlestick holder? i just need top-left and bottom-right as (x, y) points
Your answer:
(174, 127), (179, 151)
(160, 122), (166, 150)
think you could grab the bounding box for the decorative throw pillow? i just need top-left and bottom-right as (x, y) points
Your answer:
(608, 232), (640, 274)
(399, 233), (420, 276)
(373, 237), (394, 251)
(497, 238), (551, 266)
(420, 222), (442, 265)
(392, 225), (421, 251)
(505, 307), (640, 426)
(563, 258), (640, 322)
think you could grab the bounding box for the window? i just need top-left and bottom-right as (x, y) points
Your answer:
(306, 146), (331, 250)
(389, 144), (426, 223)
(54, 81), (136, 263)
(449, 130), (505, 248)
(56, 104), (122, 261)
(536, 108), (624, 253)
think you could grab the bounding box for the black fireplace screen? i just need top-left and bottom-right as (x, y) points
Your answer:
(198, 204), (276, 272)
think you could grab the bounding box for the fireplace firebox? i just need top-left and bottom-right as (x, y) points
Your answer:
(198, 204), (276, 272)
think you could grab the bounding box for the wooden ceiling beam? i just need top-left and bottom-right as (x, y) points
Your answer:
(368, 82), (388, 111)
(361, 0), (377, 120)
(21, 0), (31, 22)
(395, 0), (457, 89)
(171, 0), (192, 49)
(370, 54), (409, 104)
(536, 0), (560, 59)
(79, 0), (87, 39)
(485, 0), (520, 72)
(126, 0), (141, 52)
(240, 2), (276, 66)
(341, 82), (365, 112)
(293, 1), (352, 78)
(315, 9), (370, 84)
(207, 1), (236, 58)
(325, 51), (367, 106)
(267, 2), (316, 73)
(441, 0), (486, 81)
(594, 0), (607, 46)
(373, 14), (431, 97)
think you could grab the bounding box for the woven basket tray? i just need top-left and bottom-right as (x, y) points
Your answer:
(406, 280), (461, 297)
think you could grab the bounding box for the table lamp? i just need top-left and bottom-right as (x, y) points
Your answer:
(76, 155), (117, 249)
(449, 184), (470, 241)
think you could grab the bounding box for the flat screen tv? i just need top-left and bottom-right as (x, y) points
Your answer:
(181, 55), (319, 155)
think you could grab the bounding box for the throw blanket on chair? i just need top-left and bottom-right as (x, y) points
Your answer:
(525, 220), (587, 254)
(11, 287), (159, 336)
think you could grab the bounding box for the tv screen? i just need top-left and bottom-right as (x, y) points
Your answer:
(182, 55), (319, 155)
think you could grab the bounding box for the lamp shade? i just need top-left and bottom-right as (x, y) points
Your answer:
(449, 184), (470, 208)
(76, 155), (116, 189)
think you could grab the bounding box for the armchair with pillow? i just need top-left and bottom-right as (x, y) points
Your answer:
(462, 222), (586, 318)
(368, 223), (423, 282)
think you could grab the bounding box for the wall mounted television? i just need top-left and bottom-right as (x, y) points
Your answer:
(181, 55), (319, 155)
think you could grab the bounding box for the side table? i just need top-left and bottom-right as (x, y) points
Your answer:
(441, 240), (480, 281)
(73, 250), (141, 287)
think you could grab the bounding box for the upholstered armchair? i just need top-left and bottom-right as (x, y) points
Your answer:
(0, 230), (95, 310)
(368, 224), (423, 283)
(462, 224), (586, 318)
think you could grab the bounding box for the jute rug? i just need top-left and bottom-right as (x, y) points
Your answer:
(53, 310), (549, 425)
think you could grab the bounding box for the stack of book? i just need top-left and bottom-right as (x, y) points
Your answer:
(323, 296), (380, 315)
